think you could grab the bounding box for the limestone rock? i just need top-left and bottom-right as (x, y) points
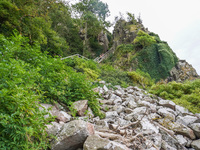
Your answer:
(158, 99), (176, 110)
(157, 108), (176, 121)
(103, 85), (109, 93)
(73, 100), (88, 116)
(125, 107), (147, 121)
(51, 120), (94, 150)
(175, 135), (187, 146)
(127, 100), (137, 109)
(40, 104), (71, 123)
(140, 118), (159, 134)
(99, 80), (106, 84)
(176, 105), (189, 115)
(189, 123), (200, 138)
(114, 89), (124, 97)
(176, 115), (198, 126)
(59, 111), (71, 122)
(169, 122), (196, 140)
(168, 60), (199, 82)
(83, 135), (130, 150)
(86, 107), (94, 118)
(191, 139), (200, 150)
(113, 97), (122, 105)
(46, 122), (63, 136)
(105, 111), (118, 118)
(112, 105), (124, 114)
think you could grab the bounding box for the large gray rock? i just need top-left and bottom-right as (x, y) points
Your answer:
(103, 85), (109, 93)
(105, 111), (118, 118)
(113, 97), (122, 105)
(51, 120), (95, 150)
(114, 89), (124, 97)
(191, 139), (200, 150)
(127, 100), (137, 109)
(138, 101), (156, 112)
(158, 99), (176, 110)
(73, 100), (88, 116)
(40, 104), (71, 123)
(176, 115), (198, 126)
(46, 122), (63, 136)
(160, 128), (185, 150)
(175, 135), (187, 146)
(189, 123), (200, 138)
(140, 118), (159, 134)
(125, 107), (147, 121)
(83, 135), (130, 150)
(169, 122), (196, 140)
(157, 108), (176, 121)
(112, 105), (124, 114)
(176, 105), (189, 115)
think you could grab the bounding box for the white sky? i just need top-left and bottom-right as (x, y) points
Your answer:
(101, 0), (200, 74)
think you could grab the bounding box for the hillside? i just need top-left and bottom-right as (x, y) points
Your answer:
(104, 18), (199, 82)
(0, 0), (200, 150)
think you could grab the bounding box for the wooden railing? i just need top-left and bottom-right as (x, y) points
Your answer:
(61, 48), (114, 64)
(93, 48), (114, 63)
(61, 54), (89, 60)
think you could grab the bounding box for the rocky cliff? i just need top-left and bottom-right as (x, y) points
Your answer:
(167, 60), (199, 82)
(107, 19), (199, 82)
(45, 81), (200, 150)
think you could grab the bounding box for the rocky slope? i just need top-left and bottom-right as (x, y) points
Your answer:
(45, 81), (200, 150)
(167, 60), (199, 82)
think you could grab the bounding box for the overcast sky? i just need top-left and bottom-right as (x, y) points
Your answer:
(100, 0), (200, 74)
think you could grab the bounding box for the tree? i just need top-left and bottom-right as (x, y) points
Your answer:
(133, 30), (156, 49)
(72, 0), (110, 56)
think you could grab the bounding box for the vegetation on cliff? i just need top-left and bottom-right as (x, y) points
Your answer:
(106, 19), (178, 81)
(0, 0), (199, 149)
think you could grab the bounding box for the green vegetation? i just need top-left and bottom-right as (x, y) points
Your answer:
(99, 64), (132, 88)
(1, 0), (199, 149)
(133, 30), (156, 49)
(128, 69), (155, 88)
(150, 80), (200, 113)
(107, 33), (178, 81)
(0, 0), (111, 57)
(0, 33), (103, 149)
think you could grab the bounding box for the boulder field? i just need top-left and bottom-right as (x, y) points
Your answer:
(44, 82), (200, 150)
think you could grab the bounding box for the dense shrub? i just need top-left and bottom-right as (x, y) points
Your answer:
(0, 48), (52, 149)
(64, 56), (100, 81)
(150, 80), (200, 113)
(128, 69), (155, 88)
(133, 30), (156, 49)
(99, 64), (132, 87)
(0, 33), (104, 149)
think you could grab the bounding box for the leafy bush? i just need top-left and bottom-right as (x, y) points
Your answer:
(0, 56), (51, 149)
(107, 32), (178, 81)
(0, 33), (105, 149)
(128, 69), (155, 88)
(150, 80), (200, 113)
(133, 30), (156, 49)
(130, 42), (178, 81)
(99, 64), (132, 87)
(64, 56), (100, 81)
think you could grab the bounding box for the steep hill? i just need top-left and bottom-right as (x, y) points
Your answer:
(104, 19), (199, 82)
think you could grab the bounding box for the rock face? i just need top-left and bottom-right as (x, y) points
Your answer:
(168, 60), (199, 82)
(46, 81), (200, 150)
(113, 19), (148, 50)
(51, 120), (95, 150)
(73, 100), (88, 116)
(98, 30), (109, 52)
